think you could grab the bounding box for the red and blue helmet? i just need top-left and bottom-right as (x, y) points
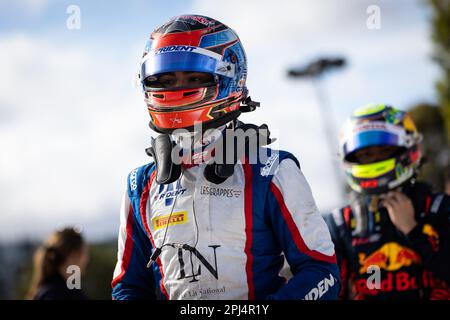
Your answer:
(140, 15), (250, 133)
(339, 104), (422, 194)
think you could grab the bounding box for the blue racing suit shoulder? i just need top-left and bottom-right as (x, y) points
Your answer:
(126, 162), (156, 200)
(250, 148), (340, 300)
(111, 162), (158, 300)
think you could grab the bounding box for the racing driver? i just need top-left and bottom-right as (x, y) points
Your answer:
(111, 15), (340, 300)
(326, 104), (450, 300)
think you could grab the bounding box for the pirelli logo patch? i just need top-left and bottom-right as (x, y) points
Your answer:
(153, 211), (188, 230)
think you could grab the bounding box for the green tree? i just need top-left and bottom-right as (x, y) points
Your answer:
(408, 103), (449, 190)
(83, 241), (117, 299)
(428, 0), (450, 139)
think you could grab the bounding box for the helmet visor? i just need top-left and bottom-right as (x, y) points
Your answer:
(344, 130), (399, 154)
(141, 46), (235, 82)
(342, 122), (409, 160)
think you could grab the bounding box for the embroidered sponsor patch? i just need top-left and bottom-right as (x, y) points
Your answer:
(153, 211), (188, 230)
(260, 153), (279, 177)
(130, 168), (138, 191)
(303, 273), (336, 300)
(199, 185), (242, 198)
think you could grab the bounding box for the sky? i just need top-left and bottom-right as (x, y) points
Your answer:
(0, 0), (440, 242)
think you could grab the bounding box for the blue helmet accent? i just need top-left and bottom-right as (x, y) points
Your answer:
(343, 130), (400, 156)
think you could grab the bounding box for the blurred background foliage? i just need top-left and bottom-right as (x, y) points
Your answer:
(427, 0), (450, 140)
(408, 103), (449, 191)
(407, 0), (450, 190)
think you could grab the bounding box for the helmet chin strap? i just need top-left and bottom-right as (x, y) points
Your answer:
(350, 175), (420, 238)
(145, 120), (275, 185)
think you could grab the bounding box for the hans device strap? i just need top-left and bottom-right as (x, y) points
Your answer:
(145, 121), (275, 185)
(145, 134), (182, 185)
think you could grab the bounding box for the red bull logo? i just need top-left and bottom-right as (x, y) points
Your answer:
(358, 242), (421, 274)
(422, 224), (439, 251)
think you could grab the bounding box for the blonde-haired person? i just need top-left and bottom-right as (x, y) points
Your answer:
(27, 227), (90, 300)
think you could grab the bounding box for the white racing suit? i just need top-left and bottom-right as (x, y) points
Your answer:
(112, 147), (340, 300)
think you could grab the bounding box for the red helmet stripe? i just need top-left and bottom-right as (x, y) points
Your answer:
(152, 30), (206, 49)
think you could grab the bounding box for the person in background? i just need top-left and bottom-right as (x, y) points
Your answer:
(326, 104), (450, 300)
(27, 227), (89, 300)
